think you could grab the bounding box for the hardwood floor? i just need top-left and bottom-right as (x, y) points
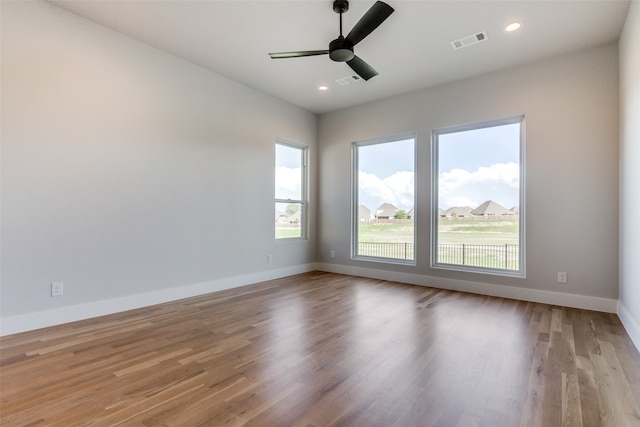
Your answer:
(1, 272), (639, 426)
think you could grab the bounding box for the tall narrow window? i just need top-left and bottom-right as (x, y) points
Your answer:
(275, 141), (306, 239)
(353, 137), (415, 263)
(432, 117), (525, 276)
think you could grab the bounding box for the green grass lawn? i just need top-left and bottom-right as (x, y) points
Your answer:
(438, 217), (519, 245)
(357, 218), (520, 267)
(275, 228), (302, 239)
(357, 218), (519, 245)
(277, 218), (520, 266)
(275, 218), (519, 243)
(358, 222), (415, 243)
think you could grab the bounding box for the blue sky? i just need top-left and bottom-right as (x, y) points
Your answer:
(275, 143), (302, 169)
(358, 138), (415, 212)
(358, 139), (415, 178)
(275, 123), (521, 214)
(355, 123), (521, 213)
(438, 123), (520, 171)
(437, 122), (521, 209)
(275, 143), (302, 200)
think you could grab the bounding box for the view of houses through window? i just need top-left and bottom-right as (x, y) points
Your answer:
(432, 117), (524, 275)
(275, 141), (306, 239)
(353, 137), (415, 262)
(279, 119), (522, 271)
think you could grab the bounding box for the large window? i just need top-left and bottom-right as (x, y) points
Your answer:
(431, 117), (525, 276)
(353, 136), (415, 263)
(275, 141), (306, 239)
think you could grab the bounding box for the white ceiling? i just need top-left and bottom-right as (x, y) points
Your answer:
(49, 0), (630, 115)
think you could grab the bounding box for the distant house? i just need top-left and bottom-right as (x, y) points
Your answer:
(511, 206), (520, 215)
(275, 209), (287, 223)
(376, 203), (399, 219)
(358, 205), (374, 222)
(472, 200), (514, 216)
(286, 209), (301, 224)
(407, 208), (414, 219)
(444, 206), (474, 218)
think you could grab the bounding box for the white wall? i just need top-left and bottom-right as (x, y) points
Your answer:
(619, 0), (640, 349)
(318, 44), (620, 311)
(0, 1), (317, 334)
(1, 0), (632, 339)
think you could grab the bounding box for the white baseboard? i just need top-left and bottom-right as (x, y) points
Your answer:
(317, 262), (618, 313)
(2, 263), (625, 339)
(618, 301), (640, 353)
(0, 263), (318, 336)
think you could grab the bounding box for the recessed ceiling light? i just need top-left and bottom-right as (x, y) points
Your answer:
(505, 22), (522, 32)
(318, 85), (329, 91)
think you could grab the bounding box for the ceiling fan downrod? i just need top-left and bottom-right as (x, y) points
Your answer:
(330, 0), (355, 62)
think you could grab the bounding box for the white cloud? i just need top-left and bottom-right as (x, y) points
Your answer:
(359, 170), (414, 211)
(279, 162), (517, 213)
(275, 166), (301, 199)
(439, 162), (519, 209)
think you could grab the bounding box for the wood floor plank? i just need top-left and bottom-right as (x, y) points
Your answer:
(1, 272), (639, 426)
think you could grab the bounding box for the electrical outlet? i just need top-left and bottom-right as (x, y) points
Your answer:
(557, 272), (567, 283)
(267, 254), (273, 264)
(51, 282), (64, 296)
(330, 250), (335, 258)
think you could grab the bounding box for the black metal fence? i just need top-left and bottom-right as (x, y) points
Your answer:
(357, 242), (519, 270)
(357, 242), (415, 260)
(437, 243), (519, 270)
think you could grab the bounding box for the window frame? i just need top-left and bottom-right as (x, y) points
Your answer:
(430, 116), (526, 277)
(275, 139), (308, 241)
(351, 134), (417, 265)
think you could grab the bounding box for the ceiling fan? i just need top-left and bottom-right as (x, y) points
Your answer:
(268, 0), (394, 81)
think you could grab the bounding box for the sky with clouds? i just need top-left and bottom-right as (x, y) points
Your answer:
(275, 143), (302, 201)
(357, 138), (415, 212)
(437, 122), (521, 210)
(275, 122), (521, 214)
(438, 162), (519, 210)
(356, 123), (521, 213)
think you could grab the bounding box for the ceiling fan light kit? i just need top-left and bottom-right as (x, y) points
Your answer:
(268, 0), (394, 81)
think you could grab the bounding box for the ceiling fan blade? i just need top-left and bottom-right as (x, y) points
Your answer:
(269, 50), (329, 59)
(346, 55), (378, 81)
(345, 1), (394, 47)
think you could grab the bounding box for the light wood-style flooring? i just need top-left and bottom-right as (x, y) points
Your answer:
(1, 272), (639, 426)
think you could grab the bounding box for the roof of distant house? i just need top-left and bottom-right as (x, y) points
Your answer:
(444, 206), (474, 217)
(473, 200), (513, 216)
(376, 203), (399, 218)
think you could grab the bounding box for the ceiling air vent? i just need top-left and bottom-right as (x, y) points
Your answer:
(336, 74), (362, 86)
(451, 31), (488, 50)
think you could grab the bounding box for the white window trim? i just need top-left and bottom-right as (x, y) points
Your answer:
(430, 116), (526, 277)
(275, 139), (308, 240)
(351, 133), (417, 265)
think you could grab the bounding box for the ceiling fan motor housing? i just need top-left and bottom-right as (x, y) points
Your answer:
(329, 36), (354, 62)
